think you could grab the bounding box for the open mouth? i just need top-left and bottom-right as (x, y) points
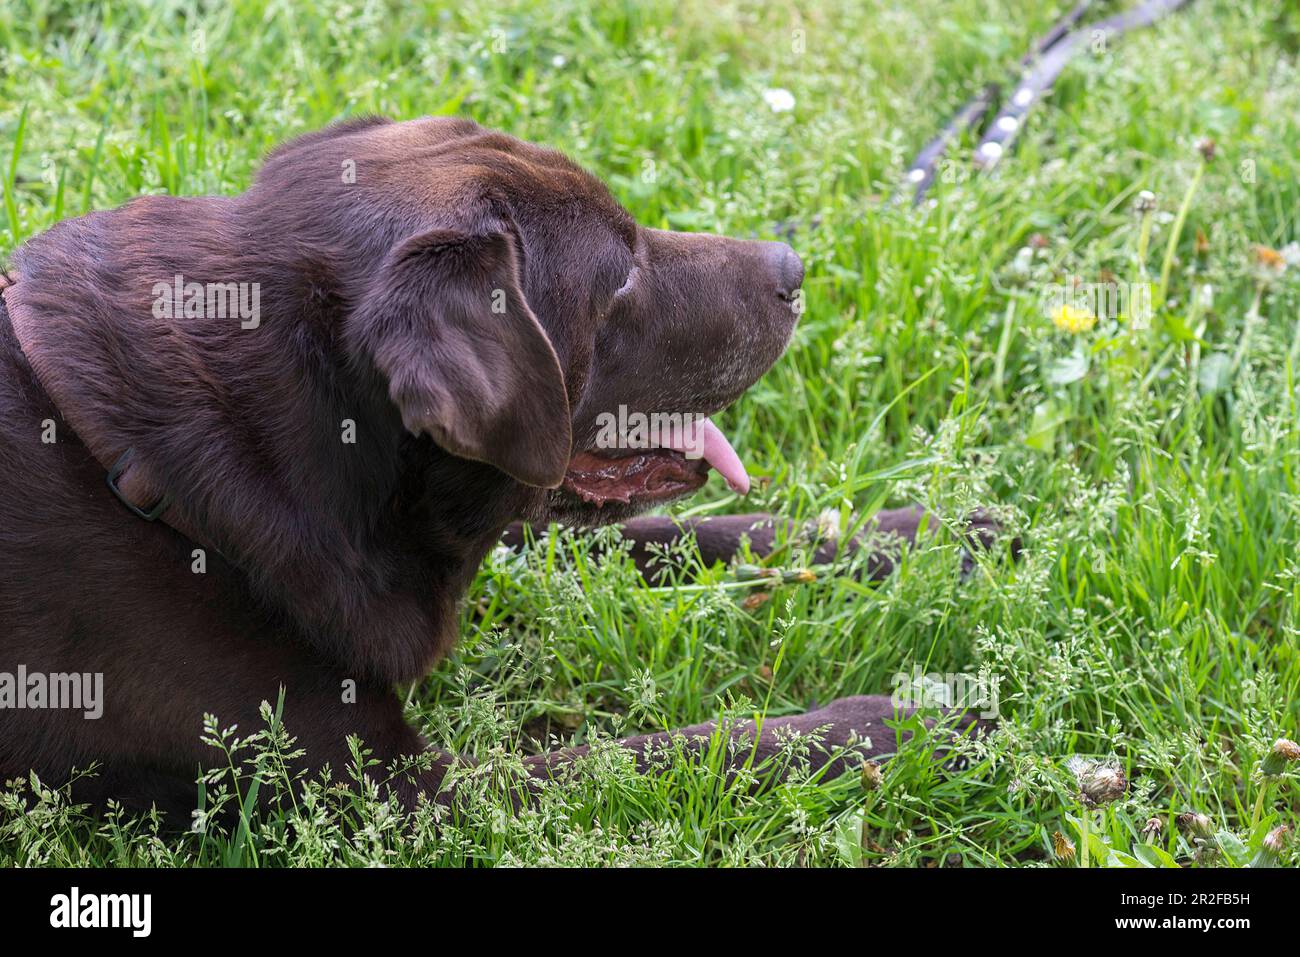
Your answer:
(561, 418), (750, 507)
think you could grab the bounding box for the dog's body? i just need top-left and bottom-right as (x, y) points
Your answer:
(0, 116), (969, 817)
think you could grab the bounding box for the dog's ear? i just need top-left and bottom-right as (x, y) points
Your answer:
(349, 226), (572, 488)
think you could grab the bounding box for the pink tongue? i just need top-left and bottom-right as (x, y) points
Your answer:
(662, 418), (750, 495)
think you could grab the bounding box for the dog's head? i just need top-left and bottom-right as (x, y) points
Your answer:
(257, 116), (803, 525)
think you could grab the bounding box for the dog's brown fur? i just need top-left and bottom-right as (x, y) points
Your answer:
(0, 116), (976, 818)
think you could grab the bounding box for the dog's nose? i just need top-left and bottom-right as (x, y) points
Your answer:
(763, 241), (804, 300)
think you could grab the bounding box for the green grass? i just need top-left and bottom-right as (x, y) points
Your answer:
(3, 0), (1300, 867)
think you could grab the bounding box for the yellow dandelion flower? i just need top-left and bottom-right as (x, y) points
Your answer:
(1051, 303), (1097, 334)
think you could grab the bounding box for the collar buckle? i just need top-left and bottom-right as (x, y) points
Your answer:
(107, 449), (172, 521)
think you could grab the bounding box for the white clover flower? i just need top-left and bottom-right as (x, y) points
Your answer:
(762, 87), (795, 112)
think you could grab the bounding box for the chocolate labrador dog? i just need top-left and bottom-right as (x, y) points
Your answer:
(0, 116), (977, 817)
